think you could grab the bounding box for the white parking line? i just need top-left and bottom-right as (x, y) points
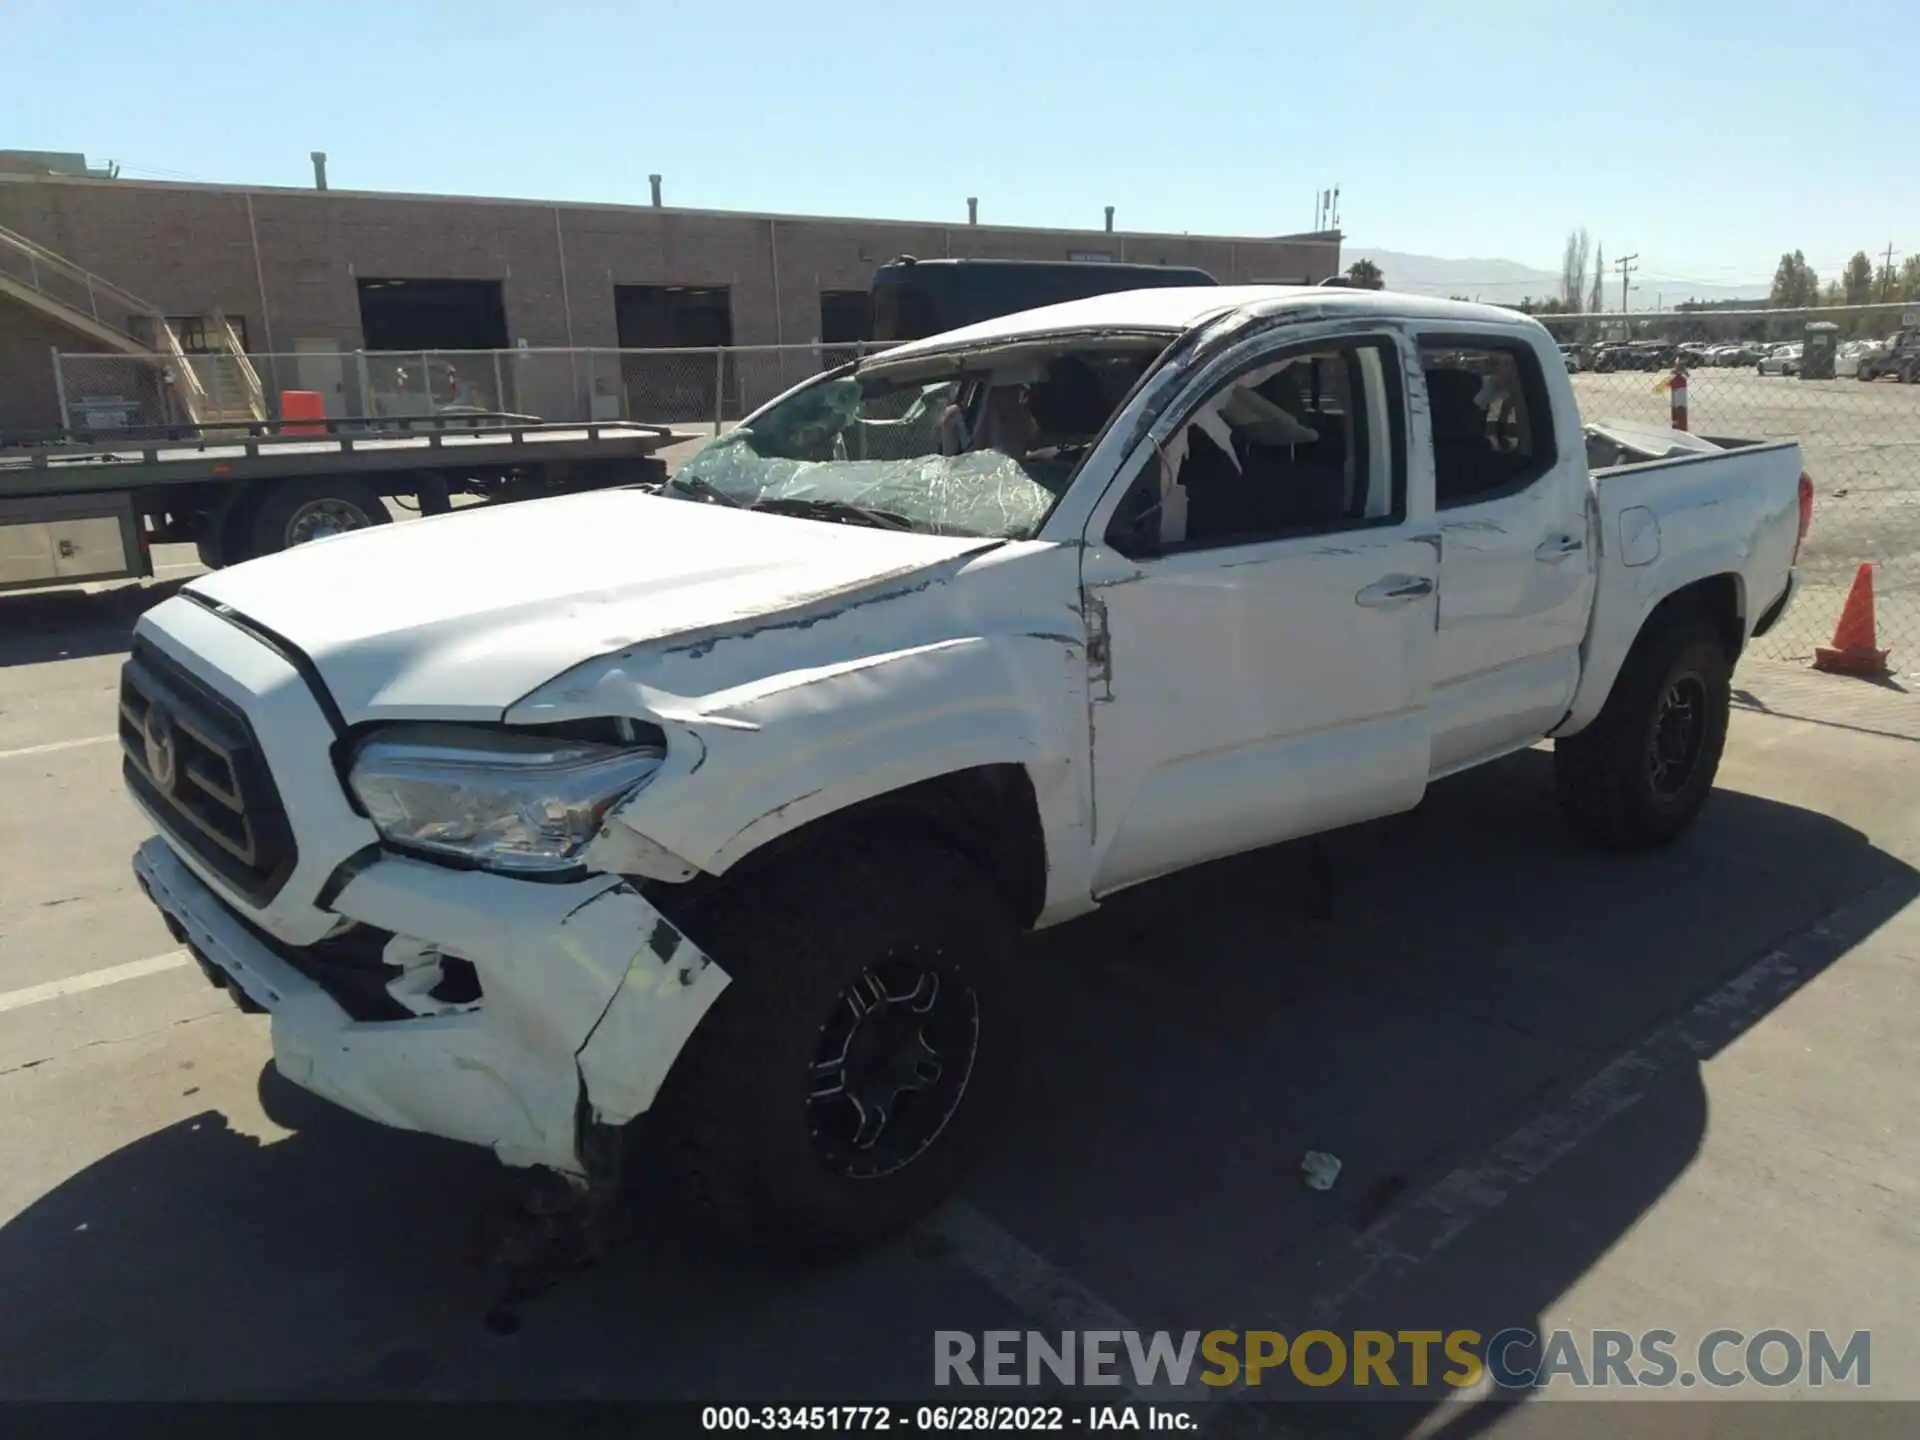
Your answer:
(0, 950), (192, 1015)
(926, 1203), (1292, 1423)
(0, 734), (118, 762)
(1302, 876), (1903, 1327)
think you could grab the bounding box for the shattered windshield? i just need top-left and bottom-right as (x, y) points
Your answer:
(670, 343), (1162, 539)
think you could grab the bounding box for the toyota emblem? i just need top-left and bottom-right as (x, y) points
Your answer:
(143, 704), (179, 791)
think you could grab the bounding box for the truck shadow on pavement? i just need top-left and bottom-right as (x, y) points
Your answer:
(0, 580), (188, 668)
(0, 750), (1911, 1428)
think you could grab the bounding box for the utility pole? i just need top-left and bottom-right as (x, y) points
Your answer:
(1883, 242), (1900, 301)
(1616, 253), (1639, 315)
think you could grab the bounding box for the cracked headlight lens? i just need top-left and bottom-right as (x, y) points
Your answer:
(348, 724), (665, 874)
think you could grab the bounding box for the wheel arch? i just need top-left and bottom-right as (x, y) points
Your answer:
(650, 762), (1053, 932)
(1554, 571), (1745, 739)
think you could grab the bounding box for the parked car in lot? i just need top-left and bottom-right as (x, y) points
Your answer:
(1758, 343), (1803, 376)
(124, 287), (1812, 1256)
(1597, 342), (1677, 372)
(1835, 340), (1885, 379)
(1593, 342), (1663, 372)
(1855, 329), (1920, 383)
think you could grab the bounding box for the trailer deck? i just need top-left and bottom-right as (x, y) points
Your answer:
(0, 415), (703, 590)
(0, 419), (695, 497)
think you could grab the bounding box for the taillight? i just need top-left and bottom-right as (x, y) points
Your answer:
(1794, 472), (1813, 565)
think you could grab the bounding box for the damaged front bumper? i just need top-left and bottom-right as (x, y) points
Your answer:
(133, 836), (729, 1175)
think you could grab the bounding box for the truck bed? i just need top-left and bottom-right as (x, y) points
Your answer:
(1555, 422), (1806, 737)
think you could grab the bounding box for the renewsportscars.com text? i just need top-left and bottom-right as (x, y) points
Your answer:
(934, 1328), (1872, 1392)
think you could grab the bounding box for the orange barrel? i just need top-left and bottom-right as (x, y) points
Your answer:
(280, 390), (327, 435)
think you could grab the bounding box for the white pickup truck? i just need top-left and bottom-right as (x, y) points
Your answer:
(124, 288), (1811, 1256)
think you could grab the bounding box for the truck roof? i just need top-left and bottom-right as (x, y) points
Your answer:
(874, 286), (1544, 360)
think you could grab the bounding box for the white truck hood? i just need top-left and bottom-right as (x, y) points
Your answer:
(184, 489), (997, 722)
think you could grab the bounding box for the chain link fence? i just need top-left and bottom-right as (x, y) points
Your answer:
(48, 309), (1920, 673)
(53, 348), (264, 431)
(51, 342), (891, 438)
(1539, 302), (1920, 669)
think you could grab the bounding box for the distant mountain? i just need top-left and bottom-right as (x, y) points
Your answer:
(1344, 247), (1768, 311)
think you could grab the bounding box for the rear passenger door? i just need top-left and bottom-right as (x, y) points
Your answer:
(1416, 332), (1594, 775)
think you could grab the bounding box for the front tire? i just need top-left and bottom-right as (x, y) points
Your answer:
(650, 832), (1021, 1259)
(1554, 617), (1732, 850)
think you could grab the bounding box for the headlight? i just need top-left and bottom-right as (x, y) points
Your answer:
(348, 724), (666, 874)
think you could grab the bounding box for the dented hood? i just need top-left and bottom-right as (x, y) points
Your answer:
(186, 488), (996, 722)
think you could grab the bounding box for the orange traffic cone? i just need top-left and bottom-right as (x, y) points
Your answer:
(1813, 563), (1891, 677)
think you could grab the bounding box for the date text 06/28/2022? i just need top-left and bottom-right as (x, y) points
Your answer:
(701, 1405), (1191, 1432)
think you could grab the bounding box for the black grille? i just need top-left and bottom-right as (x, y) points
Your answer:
(121, 638), (297, 904)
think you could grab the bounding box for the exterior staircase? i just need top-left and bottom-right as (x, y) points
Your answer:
(0, 223), (266, 429)
(190, 314), (268, 427)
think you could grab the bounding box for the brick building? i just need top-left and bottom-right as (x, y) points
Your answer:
(0, 168), (1341, 433)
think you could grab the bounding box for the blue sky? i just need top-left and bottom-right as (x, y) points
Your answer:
(4, 0), (1910, 293)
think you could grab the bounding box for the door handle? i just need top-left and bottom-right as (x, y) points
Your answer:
(1355, 574), (1435, 607)
(1535, 533), (1585, 560)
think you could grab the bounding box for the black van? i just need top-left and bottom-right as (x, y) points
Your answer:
(869, 257), (1217, 343)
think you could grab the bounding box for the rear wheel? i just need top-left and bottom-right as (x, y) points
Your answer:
(247, 477), (390, 559)
(650, 831), (1022, 1259)
(1554, 617), (1731, 850)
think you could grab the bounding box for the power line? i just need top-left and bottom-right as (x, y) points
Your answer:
(1529, 298), (1915, 321)
(113, 159), (219, 183)
(1340, 250), (1900, 296)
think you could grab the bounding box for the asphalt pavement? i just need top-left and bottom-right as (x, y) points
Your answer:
(0, 558), (1915, 1434)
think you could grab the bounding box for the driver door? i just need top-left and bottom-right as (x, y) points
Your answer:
(1080, 326), (1437, 895)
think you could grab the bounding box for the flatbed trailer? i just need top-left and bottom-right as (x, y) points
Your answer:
(0, 413), (696, 592)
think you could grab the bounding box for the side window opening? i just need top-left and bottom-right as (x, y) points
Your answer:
(1417, 339), (1557, 508)
(1105, 339), (1404, 558)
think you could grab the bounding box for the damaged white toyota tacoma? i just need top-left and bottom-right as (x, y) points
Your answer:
(125, 288), (1811, 1255)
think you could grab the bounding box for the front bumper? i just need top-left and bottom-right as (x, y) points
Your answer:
(134, 835), (730, 1175)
